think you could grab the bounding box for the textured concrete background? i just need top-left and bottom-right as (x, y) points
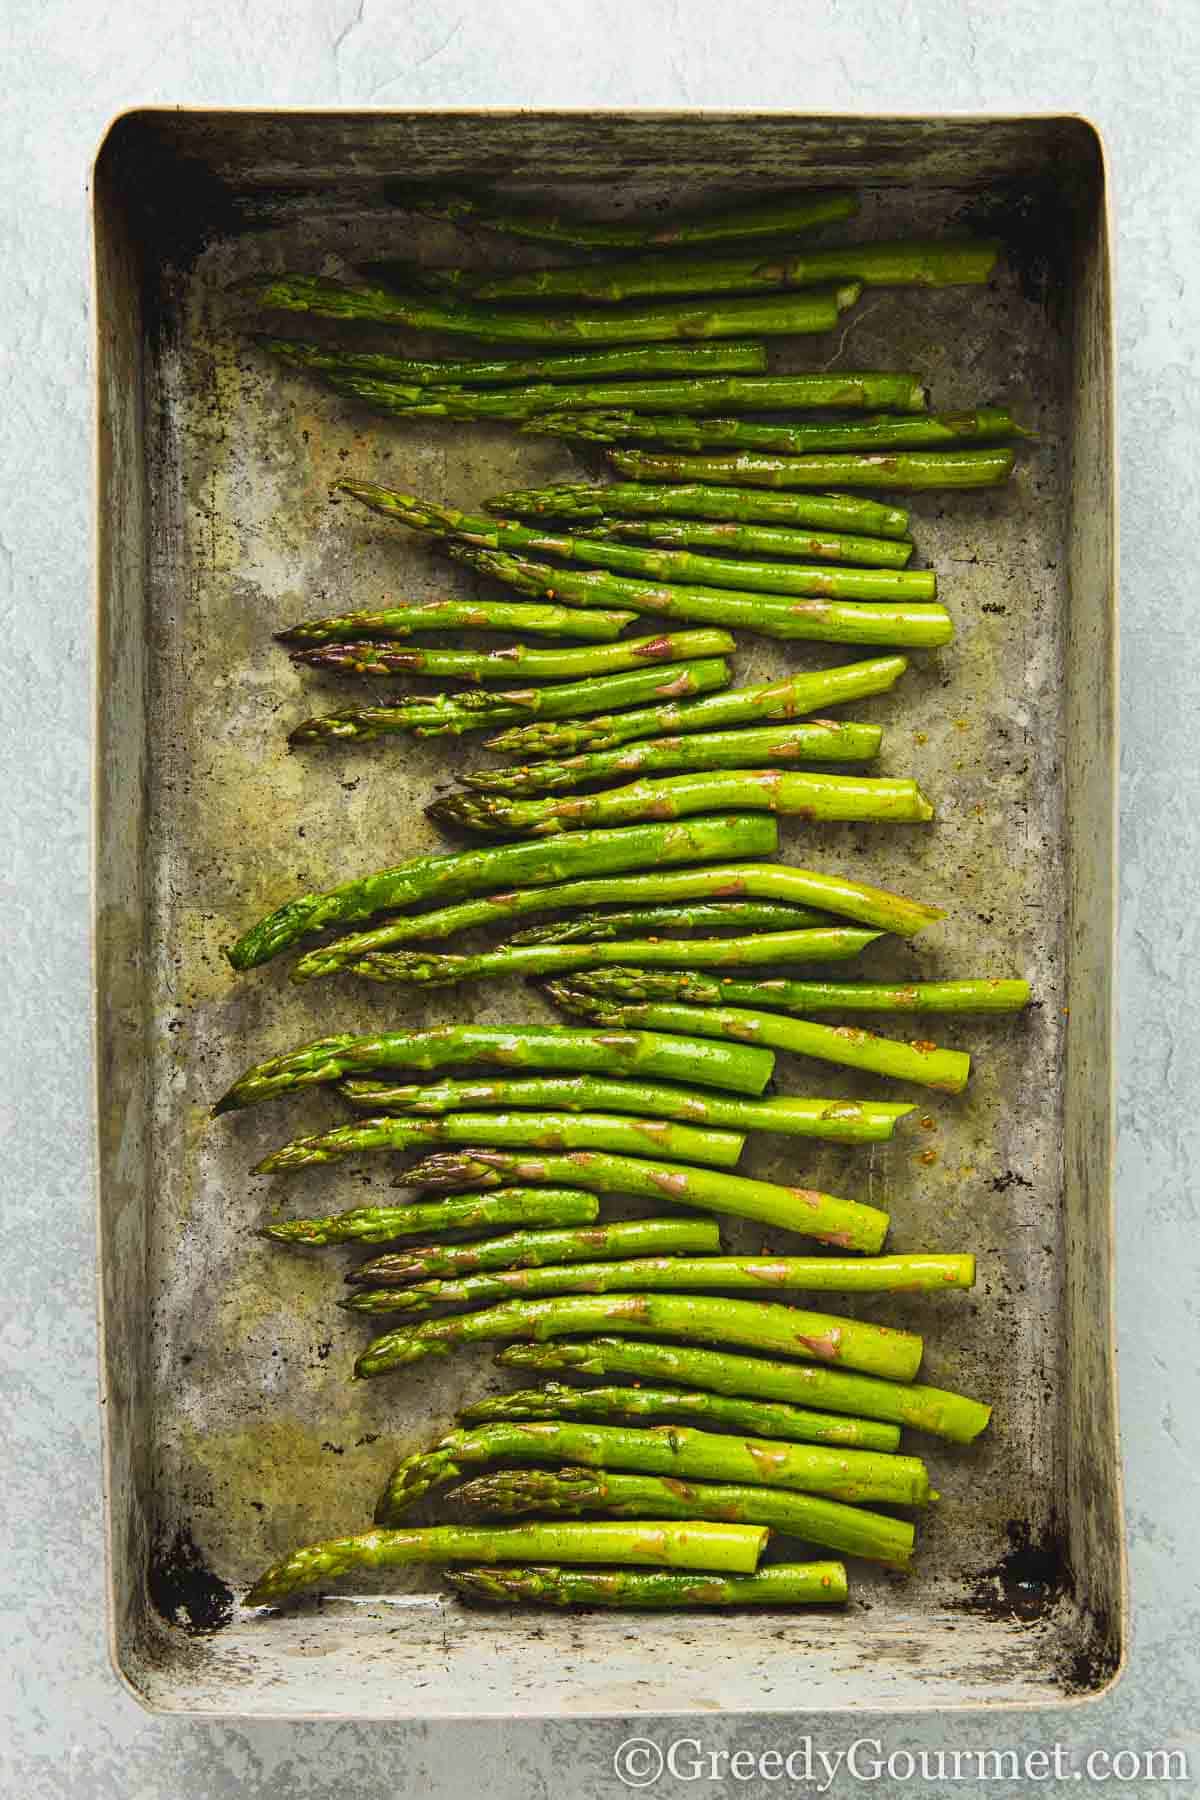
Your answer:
(2, 3), (1197, 1795)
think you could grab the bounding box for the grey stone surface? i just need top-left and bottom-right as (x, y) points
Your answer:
(1, 4), (1197, 1796)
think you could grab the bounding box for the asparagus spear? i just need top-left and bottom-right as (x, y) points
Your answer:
(255, 1110), (746, 1176)
(567, 969), (1033, 1013)
(395, 1150), (890, 1252)
(276, 598), (637, 645)
(498, 1338), (992, 1444)
(452, 1468), (910, 1567)
(506, 899), (835, 936)
(376, 1419), (933, 1517)
(445, 1562), (848, 1608)
(429, 770), (935, 839)
(476, 238), (1000, 302)
(402, 188), (860, 250)
(241, 271), (862, 344)
(457, 1381), (903, 1452)
(339, 1077), (914, 1144)
(546, 985), (970, 1094)
(342, 1251), (975, 1315)
(448, 545), (953, 647)
(348, 1216), (722, 1284)
(244, 1519), (767, 1607)
(609, 446), (1017, 491)
(345, 926), (883, 989)
(216, 1021), (775, 1114)
(483, 657), (910, 757)
(337, 481), (937, 602)
(259, 333), (770, 386)
(464, 723), (883, 799)
(599, 515), (914, 569)
(260, 1187), (601, 1247)
(225, 812), (772, 970)
(532, 405), (1025, 458)
(289, 627), (734, 683)
(290, 860), (941, 983)
(290, 657), (732, 745)
(488, 479), (912, 539)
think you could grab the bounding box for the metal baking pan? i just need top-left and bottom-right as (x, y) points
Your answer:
(92, 109), (1120, 1717)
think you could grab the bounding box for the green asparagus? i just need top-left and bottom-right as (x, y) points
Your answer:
(348, 1216), (722, 1285)
(338, 1077), (914, 1144)
(599, 515), (914, 568)
(546, 984), (970, 1093)
(290, 657), (732, 744)
(215, 1020), (775, 1114)
(452, 1468), (911, 1568)
(255, 1110), (746, 1175)
(457, 1381), (903, 1452)
(376, 1419), (933, 1518)
(394, 1149), (890, 1252)
(498, 1338), (993, 1444)
(242, 270), (862, 344)
(276, 598), (637, 645)
(401, 188), (860, 250)
(609, 445), (1016, 490)
(567, 970), (1033, 1013)
(487, 479), (912, 539)
(505, 899), (836, 936)
(245, 1519), (768, 1607)
(289, 627), (734, 683)
(342, 1250), (975, 1314)
(448, 545), (954, 646)
(446, 1562), (848, 1608)
(260, 333), (770, 386)
(260, 1187), (600, 1247)
(429, 770), (935, 838)
(345, 927), (882, 989)
(532, 405), (1026, 458)
(225, 813), (773, 970)
(483, 657), (910, 756)
(336, 481), (937, 601)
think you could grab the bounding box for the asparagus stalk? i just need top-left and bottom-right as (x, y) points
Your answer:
(260, 1187), (600, 1247)
(376, 1419), (933, 1517)
(337, 481), (937, 602)
(259, 333), (770, 386)
(344, 926), (883, 989)
(457, 1381), (902, 1452)
(395, 1149), (890, 1252)
(506, 899), (836, 936)
(483, 657), (910, 757)
(598, 515), (913, 569)
(448, 545), (953, 647)
(276, 598), (637, 645)
(343, 1251), (974, 1315)
(445, 1561), (848, 1608)
(568, 969), (1033, 1014)
(255, 1110), (746, 1176)
(429, 770), (935, 839)
(402, 188), (861, 250)
(609, 445), (1017, 491)
(289, 627), (734, 683)
(225, 812), (773, 971)
(498, 1338), (993, 1444)
(241, 271), (862, 344)
(339, 1077), (914, 1144)
(348, 1216), (722, 1285)
(244, 1519), (767, 1607)
(465, 723), (883, 799)
(488, 480), (912, 539)
(215, 1020), (776, 1115)
(290, 860), (941, 983)
(546, 985), (970, 1094)
(452, 1468), (909, 1568)
(476, 238), (1000, 303)
(532, 405), (1025, 458)
(290, 656), (732, 745)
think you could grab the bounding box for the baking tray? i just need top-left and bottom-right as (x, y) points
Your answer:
(92, 109), (1120, 1717)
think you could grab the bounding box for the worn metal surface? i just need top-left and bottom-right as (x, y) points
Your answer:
(93, 111), (1118, 1717)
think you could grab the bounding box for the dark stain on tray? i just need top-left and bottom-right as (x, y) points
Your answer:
(148, 1526), (234, 1634)
(963, 1519), (1069, 1623)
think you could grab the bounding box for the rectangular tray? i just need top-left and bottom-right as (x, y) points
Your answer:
(93, 109), (1121, 1717)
